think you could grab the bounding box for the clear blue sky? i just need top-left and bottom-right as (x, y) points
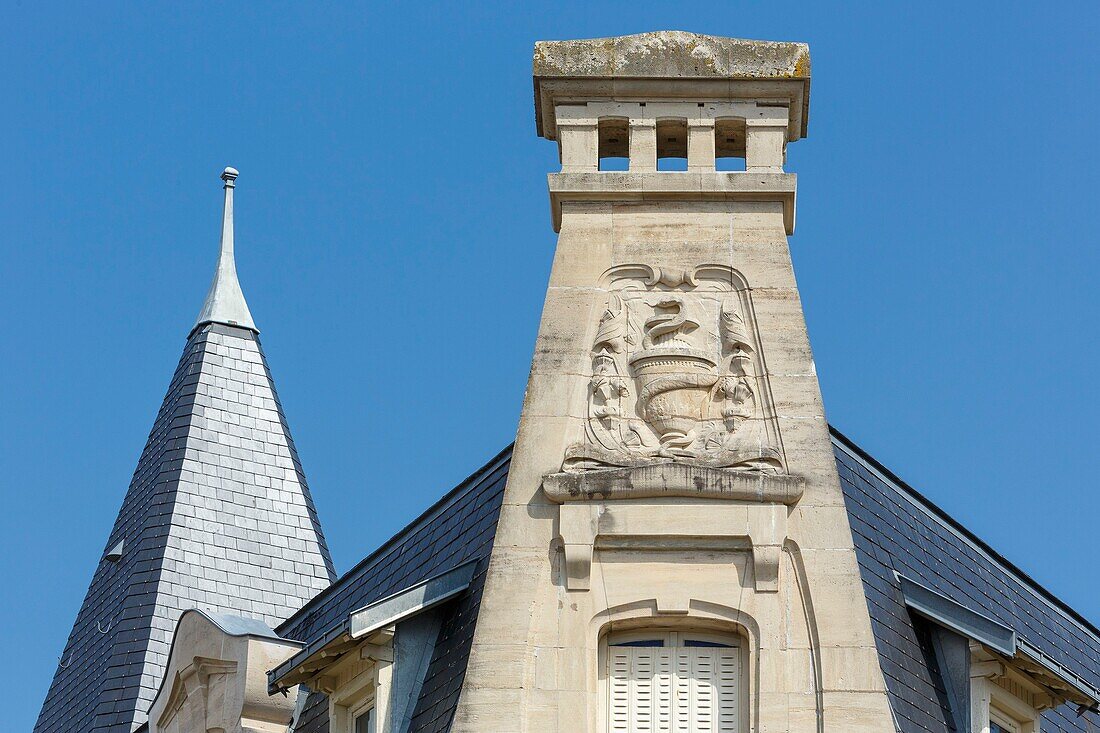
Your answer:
(3, 3), (1098, 728)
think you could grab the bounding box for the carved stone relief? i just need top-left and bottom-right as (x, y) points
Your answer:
(563, 264), (785, 474)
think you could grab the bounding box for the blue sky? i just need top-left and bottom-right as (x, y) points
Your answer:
(3, 2), (1099, 728)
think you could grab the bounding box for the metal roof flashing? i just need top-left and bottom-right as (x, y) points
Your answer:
(899, 574), (1100, 708)
(268, 561), (478, 694)
(898, 574), (1017, 656)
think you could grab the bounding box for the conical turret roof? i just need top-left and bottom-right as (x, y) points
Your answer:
(34, 169), (334, 733)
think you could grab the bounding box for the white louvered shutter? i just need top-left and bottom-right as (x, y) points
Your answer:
(716, 650), (740, 732)
(608, 648), (660, 732)
(608, 644), (739, 733)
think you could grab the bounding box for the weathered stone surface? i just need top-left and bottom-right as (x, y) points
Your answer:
(533, 31), (810, 80)
(543, 463), (805, 504)
(533, 33), (812, 141)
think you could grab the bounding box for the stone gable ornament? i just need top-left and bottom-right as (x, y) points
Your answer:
(562, 264), (785, 475)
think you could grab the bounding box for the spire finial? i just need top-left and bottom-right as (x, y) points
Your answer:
(193, 166), (258, 334)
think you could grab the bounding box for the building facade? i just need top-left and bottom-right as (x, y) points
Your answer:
(37, 32), (1100, 733)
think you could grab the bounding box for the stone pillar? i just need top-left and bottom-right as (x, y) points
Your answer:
(746, 119), (788, 171)
(558, 120), (598, 172)
(687, 118), (716, 171)
(629, 118), (657, 171)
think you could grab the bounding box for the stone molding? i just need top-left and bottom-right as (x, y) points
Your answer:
(544, 462), (805, 504)
(548, 171), (797, 233)
(557, 500), (789, 594)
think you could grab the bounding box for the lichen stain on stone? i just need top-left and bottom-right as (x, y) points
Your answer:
(534, 32), (810, 81)
(793, 53), (811, 78)
(685, 38), (720, 75)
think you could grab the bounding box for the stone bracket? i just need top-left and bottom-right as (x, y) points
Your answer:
(558, 501), (787, 594)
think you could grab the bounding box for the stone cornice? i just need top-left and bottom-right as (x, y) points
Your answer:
(548, 171), (797, 233)
(543, 463), (805, 505)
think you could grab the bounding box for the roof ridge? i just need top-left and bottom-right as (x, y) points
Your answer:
(278, 443), (514, 633)
(829, 424), (1100, 643)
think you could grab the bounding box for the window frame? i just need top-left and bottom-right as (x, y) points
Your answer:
(989, 710), (1020, 733)
(972, 674), (1041, 733)
(351, 701), (376, 733)
(608, 629), (739, 649)
(329, 666), (377, 733)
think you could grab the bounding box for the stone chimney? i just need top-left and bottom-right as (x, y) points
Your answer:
(454, 32), (895, 732)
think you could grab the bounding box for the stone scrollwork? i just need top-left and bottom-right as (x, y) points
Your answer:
(563, 263), (785, 474)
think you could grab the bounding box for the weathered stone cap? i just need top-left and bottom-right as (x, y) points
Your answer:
(533, 31), (810, 80)
(533, 31), (811, 140)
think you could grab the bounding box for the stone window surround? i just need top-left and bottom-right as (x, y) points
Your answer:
(555, 100), (790, 173)
(593, 605), (761, 733)
(557, 500), (789, 594)
(971, 654), (1043, 733)
(328, 657), (386, 733)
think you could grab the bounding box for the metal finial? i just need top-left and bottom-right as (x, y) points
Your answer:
(192, 166), (258, 334)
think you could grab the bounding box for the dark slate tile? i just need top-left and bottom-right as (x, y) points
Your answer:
(834, 428), (1100, 733)
(279, 449), (511, 733)
(35, 324), (336, 733)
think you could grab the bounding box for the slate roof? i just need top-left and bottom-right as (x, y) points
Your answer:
(835, 427), (1100, 733)
(35, 323), (336, 733)
(277, 446), (511, 733)
(277, 429), (1099, 733)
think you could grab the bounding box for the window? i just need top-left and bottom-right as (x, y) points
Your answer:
(353, 707), (375, 733)
(604, 630), (742, 732)
(971, 677), (1041, 733)
(714, 118), (747, 171)
(656, 119), (688, 171)
(989, 704), (1029, 733)
(598, 118), (630, 171)
(329, 666), (378, 733)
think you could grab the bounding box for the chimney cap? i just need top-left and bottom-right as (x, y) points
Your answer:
(533, 31), (811, 140)
(533, 31), (809, 81)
